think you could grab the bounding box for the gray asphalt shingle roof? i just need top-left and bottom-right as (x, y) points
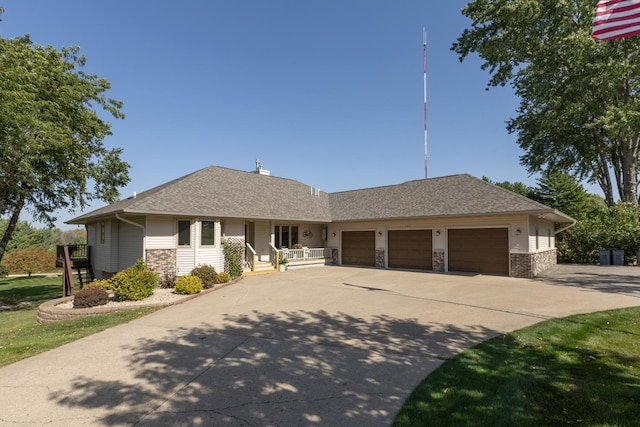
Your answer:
(69, 167), (574, 224)
(328, 174), (572, 222)
(69, 166), (332, 223)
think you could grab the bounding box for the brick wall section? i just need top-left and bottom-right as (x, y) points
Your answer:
(433, 250), (445, 272)
(146, 249), (177, 278)
(510, 249), (557, 278)
(375, 249), (385, 268)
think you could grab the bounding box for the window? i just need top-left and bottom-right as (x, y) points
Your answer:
(535, 227), (540, 250)
(201, 221), (215, 246)
(100, 222), (105, 244)
(178, 220), (191, 246)
(275, 225), (299, 248)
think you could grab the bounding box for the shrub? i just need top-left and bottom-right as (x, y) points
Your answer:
(111, 259), (158, 302)
(217, 271), (231, 283)
(174, 275), (203, 295)
(85, 279), (111, 290)
(190, 264), (219, 288)
(158, 273), (176, 289)
(0, 264), (8, 278)
(73, 286), (109, 308)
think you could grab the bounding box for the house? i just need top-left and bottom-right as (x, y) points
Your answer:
(68, 164), (575, 279)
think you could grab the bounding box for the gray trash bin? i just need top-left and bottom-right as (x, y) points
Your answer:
(599, 249), (611, 265)
(612, 249), (625, 265)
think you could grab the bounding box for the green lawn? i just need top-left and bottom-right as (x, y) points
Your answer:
(0, 275), (161, 367)
(393, 307), (640, 426)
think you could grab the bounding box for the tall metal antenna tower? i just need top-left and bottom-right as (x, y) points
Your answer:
(423, 28), (428, 179)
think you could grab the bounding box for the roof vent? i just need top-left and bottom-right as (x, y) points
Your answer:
(310, 186), (320, 197)
(255, 159), (270, 176)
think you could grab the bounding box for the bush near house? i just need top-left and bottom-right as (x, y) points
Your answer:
(173, 275), (203, 295)
(73, 286), (109, 308)
(111, 259), (158, 302)
(190, 264), (219, 288)
(217, 272), (231, 283)
(87, 279), (113, 290)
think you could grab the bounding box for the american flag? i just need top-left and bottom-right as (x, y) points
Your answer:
(592, 0), (640, 40)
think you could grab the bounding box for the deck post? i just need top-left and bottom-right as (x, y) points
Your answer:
(62, 246), (75, 297)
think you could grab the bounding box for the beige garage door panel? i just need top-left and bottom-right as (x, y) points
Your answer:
(388, 229), (432, 270)
(448, 228), (509, 275)
(342, 231), (375, 266)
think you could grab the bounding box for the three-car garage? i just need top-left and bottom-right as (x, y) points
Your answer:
(340, 227), (509, 276)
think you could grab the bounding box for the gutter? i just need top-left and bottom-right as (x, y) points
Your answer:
(115, 213), (147, 261)
(554, 219), (577, 235)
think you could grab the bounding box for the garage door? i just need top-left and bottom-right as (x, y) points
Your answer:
(388, 229), (432, 270)
(448, 228), (509, 275)
(342, 231), (375, 266)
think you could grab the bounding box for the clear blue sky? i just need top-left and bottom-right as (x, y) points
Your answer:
(2, 1), (540, 229)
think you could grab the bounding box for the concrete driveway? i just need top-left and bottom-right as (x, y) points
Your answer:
(1, 266), (639, 426)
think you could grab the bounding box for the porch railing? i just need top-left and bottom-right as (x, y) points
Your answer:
(269, 243), (279, 268)
(280, 247), (331, 262)
(245, 243), (256, 272)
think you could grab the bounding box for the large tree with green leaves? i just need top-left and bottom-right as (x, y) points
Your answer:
(453, 0), (640, 207)
(0, 8), (129, 262)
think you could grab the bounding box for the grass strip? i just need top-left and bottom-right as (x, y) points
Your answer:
(0, 275), (163, 367)
(393, 307), (640, 427)
(0, 306), (162, 367)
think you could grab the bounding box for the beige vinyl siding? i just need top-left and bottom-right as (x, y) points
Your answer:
(529, 217), (553, 252)
(147, 216), (176, 248)
(117, 219), (144, 271)
(90, 220), (118, 273)
(299, 224), (326, 248)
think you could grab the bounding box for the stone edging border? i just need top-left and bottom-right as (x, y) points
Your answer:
(36, 276), (243, 323)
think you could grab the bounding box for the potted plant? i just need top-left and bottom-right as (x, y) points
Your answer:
(278, 256), (288, 272)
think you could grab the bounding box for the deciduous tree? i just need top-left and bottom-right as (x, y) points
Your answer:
(453, 0), (640, 206)
(2, 246), (56, 277)
(0, 8), (129, 262)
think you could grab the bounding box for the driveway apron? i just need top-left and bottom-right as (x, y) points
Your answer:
(0, 266), (638, 426)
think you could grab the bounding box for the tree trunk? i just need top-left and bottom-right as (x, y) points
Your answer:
(0, 194), (25, 263)
(619, 132), (639, 205)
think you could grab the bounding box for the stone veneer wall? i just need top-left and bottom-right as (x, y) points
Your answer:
(331, 248), (339, 265)
(510, 249), (557, 278)
(375, 249), (385, 268)
(433, 250), (445, 272)
(146, 249), (177, 278)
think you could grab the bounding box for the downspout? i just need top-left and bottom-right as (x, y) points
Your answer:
(115, 213), (146, 261)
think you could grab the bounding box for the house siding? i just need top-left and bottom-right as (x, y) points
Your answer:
(147, 216), (175, 249)
(117, 218), (144, 271)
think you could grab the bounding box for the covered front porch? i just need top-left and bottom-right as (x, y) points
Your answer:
(240, 220), (330, 274)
